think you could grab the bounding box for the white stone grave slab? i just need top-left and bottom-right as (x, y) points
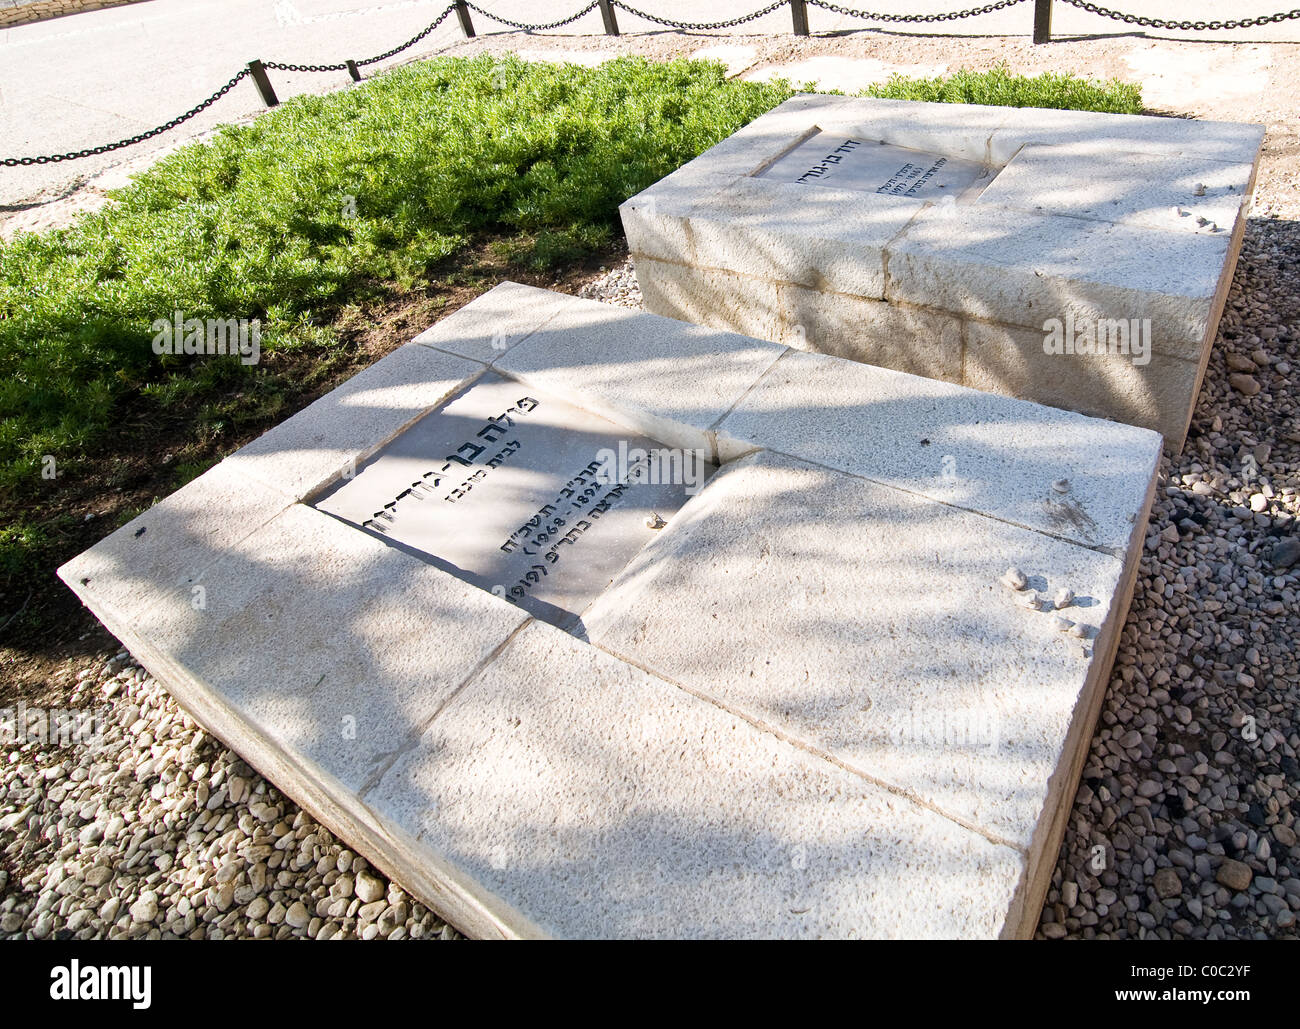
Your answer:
(622, 94), (1265, 450)
(60, 283), (1162, 939)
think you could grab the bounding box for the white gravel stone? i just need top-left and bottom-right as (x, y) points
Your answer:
(129, 892), (158, 924)
(354, 873), (384, 905)
(0, 656), (461, 942)
(285, 902), (310, 929)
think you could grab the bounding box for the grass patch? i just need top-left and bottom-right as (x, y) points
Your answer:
(862, 63), (1143, 114)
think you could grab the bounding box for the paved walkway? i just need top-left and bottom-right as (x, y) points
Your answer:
(1, 0), (1298, 211)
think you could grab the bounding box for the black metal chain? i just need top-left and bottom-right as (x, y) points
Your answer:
(1058, 0), (1300, 31)
(263, 59), (349, 72)
(2, 69), (250, 167)
(356, 4), (458, 66)
(612, 0), (791, 29)
(1, 6), (462, 165)
(809, 0), (1029, 24)
(466, 1), (602, 31)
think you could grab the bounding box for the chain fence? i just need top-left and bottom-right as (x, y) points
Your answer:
(1057, 0), (1300, 32)
(4, 0), (1298, 167)
(2, 70), (251, 167)
(466, 0), (602, 31)
(808, 0), (1030, 25)
(611, 0), (791, 30)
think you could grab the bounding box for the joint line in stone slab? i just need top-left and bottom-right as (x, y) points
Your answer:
(356, 616), (536, 800)
(586, 638), (1027, 856)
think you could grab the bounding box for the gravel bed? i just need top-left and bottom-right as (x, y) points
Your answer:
(4, 225), (1298, 940)
(0, 661), (461, 940)
(1035, 218), (1300, 940)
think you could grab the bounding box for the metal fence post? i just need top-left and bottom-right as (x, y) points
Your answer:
(1032, 0), (1053, 43)
(791, 0), (810, 36)
(454, 1), (476, 37)
(345, 60), (362, 82)
(598, 0), (620, 35)
(246, 60), (279, 107)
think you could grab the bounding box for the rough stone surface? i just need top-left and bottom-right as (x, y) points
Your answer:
(977, 145), (1254, 236)
(585, 450), (1129, 851)
(715, 348), (1161, 552)
(885, 203), (1230, 349)
(225, 342), (485, 501)
(528, 252), (1300, 942)
(626, 94), (1264, 449)
(55, 461), (291, 632)
(962, 319), (1206, 441)
(411, 281), (581, 364)
(493, 291), (785, 459)
(125, 503), (529, 795)
(631, 257), (786, 352)
(365, 620), (1025, 939)
(777, 282), (965, 383)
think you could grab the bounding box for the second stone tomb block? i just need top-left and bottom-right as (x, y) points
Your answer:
(621, 94), (1265, 451)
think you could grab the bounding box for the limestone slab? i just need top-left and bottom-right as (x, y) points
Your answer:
(630, 259), (963, 386)
(584, 450), (1134, 853)
(57, 461), (291, 632)
(620, 185), (713, 266)
(985, 104), (1267, 166)
(626, 93), (1263, 450)
(715, 349), (1162, 553)
(776, 283), (964, 384)
(130, 503), (529, 797)
(411, 281), (582, 364)
(632, 256), (786, 350)
(226, 342), (485, 501)
(883, 202), (1231, 347)
(666, 175), (922, 299)
(365, 620), (1026, 939)
(618, 93), (1001, 240)
(493, 291), (785, 458)
(756, 94), (1017, 166)
(60, 284), (1160, 940)
(962, 319), (1207, 447)
(977, 145), (1254, 236)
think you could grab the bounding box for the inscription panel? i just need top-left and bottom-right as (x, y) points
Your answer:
(757, 131), (994, 202)
(314, 375), (713, 628)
